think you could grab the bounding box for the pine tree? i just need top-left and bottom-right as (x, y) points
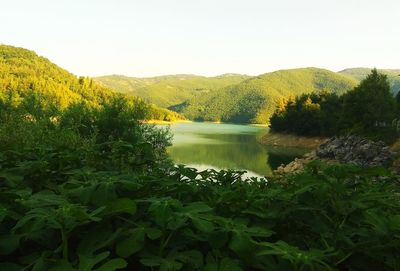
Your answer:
(342, 68), (396, 130)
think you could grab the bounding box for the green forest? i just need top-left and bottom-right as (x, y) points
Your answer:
(270, 69), (400, 143)
(95, 74), (251, 109)
(97, 67), (400, 124)
(339, 68), (400, 95)
(177, 68), (357, 123)
(1, 45), (400, 271)
(0, 45), (182, 123)
(97, 68), (358, 124)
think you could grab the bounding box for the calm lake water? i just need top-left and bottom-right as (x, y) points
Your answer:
(166, 122), (307, 177)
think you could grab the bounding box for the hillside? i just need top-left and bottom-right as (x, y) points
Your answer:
(339, 68), (400, 95)
(95, 74), (251, 108)
(179, 68), (358, 123)
(0, 44), (115, 108)
(0, 44), (180, 121)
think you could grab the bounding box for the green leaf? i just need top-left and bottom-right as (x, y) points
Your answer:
(180, 167), (198, 180)
(364, 209), (389, 235)
(0, 234), (20, 255)
(77, 226), (122, 254)
(0, 262), (22, 271)
(140, 256), (163, 267)
(204, 257), (243, 271)
(245, 226), (274, 238)
(191, 217), (214, 233)
(229, 232), (254, 256)
(116, 228), (145, 258)
(145, 227), (162, 240)
(208, 231), (229, 249)
(219, 257), (244, 271)
(141, 255), (183, 271)
(0, 171), (24, 187)
(182, 202), (212, 213)
(91, 183), (118, 207)
(101, 198), (136, 216)
(95, 258), (127, 271)
(79, 251), (110, 271)
(389, 215), (400, 231)
(149, 199), (182, 228)
(176, 250), (203, 269)
(49, 260), (77, 271)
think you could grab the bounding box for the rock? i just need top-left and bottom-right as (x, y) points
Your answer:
(275, 135), (396, 174)
(315, 135), (395, 167)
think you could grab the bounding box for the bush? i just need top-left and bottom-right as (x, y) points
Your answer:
(0, 96), (399, 270)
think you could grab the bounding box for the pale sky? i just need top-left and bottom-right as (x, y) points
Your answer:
(1, 0), (399, 77)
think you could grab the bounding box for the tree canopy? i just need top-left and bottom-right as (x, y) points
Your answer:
(0, 44), (181, 122)
(269, 69), (399, 143)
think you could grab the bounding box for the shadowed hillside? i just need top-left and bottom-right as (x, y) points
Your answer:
(96, 68), (357, 124)
(179, 68), (358, 123)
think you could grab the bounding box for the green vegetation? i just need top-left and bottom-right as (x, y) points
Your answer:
(0, 44), (181, 122)
(339, 68), (400, 95)
(270, 92), (343, 137)
(180, 68), (357, 124)
(270, 69), (399, 143)
(95, 74), (250, 108)
(97, 68), (357, 124)
(1, 45), (399, 271)
(1, 95), (399, 270)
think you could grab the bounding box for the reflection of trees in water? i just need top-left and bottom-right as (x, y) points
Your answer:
(169, 141), (307, 176)
(266, 147), (308, 170)
(168, 123), (304, 176)
(199, 133), (257, 144)
(169, 143), (272, 175)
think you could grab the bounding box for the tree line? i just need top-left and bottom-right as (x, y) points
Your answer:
(1, 71), (399, 271)
(1, 47), (399, 271)
(270, 69), (400, 143)
(0, 45), (181, 122)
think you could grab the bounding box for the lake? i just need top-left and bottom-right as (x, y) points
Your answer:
(166, 122), (307, 176)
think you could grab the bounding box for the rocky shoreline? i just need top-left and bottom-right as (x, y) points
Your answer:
(275, 135), (398, 174)
(259, 132), (328, 149)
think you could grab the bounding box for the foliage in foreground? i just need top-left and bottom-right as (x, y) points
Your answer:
(1, 64), (400, 270)
(1, 154), (399, 271)
(1, 99), (400, 270)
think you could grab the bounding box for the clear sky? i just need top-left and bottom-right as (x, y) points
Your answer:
(1, 0), (399, 77)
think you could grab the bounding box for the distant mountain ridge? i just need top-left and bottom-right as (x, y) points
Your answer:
(96, 67), (359, 123)
(95, 74), (251, 108)
(96, 67), (400, 124)
(339, 68), (400, 95)
(177, 67), (358, 123)
(3, 44), (397, 124)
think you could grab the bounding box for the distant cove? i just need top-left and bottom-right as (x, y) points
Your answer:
(166, 122), (307, 176)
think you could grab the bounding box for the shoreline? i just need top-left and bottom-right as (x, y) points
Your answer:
(258, 132), (328, 149)
(143, 119), (270, 127)
(146, 120), (326, 149)
(142, 119), (192, 125)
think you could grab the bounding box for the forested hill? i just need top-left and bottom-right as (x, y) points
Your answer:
(0, 45), (180, 121)
(95, 74), (251, 108)
(339, 68), (400, 95)
(96, 68), (357, 124)
(179, 68), (358, 123)
(0, 44), (114, 108)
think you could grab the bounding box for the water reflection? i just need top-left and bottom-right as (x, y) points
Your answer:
(167, 122), (306, 176)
